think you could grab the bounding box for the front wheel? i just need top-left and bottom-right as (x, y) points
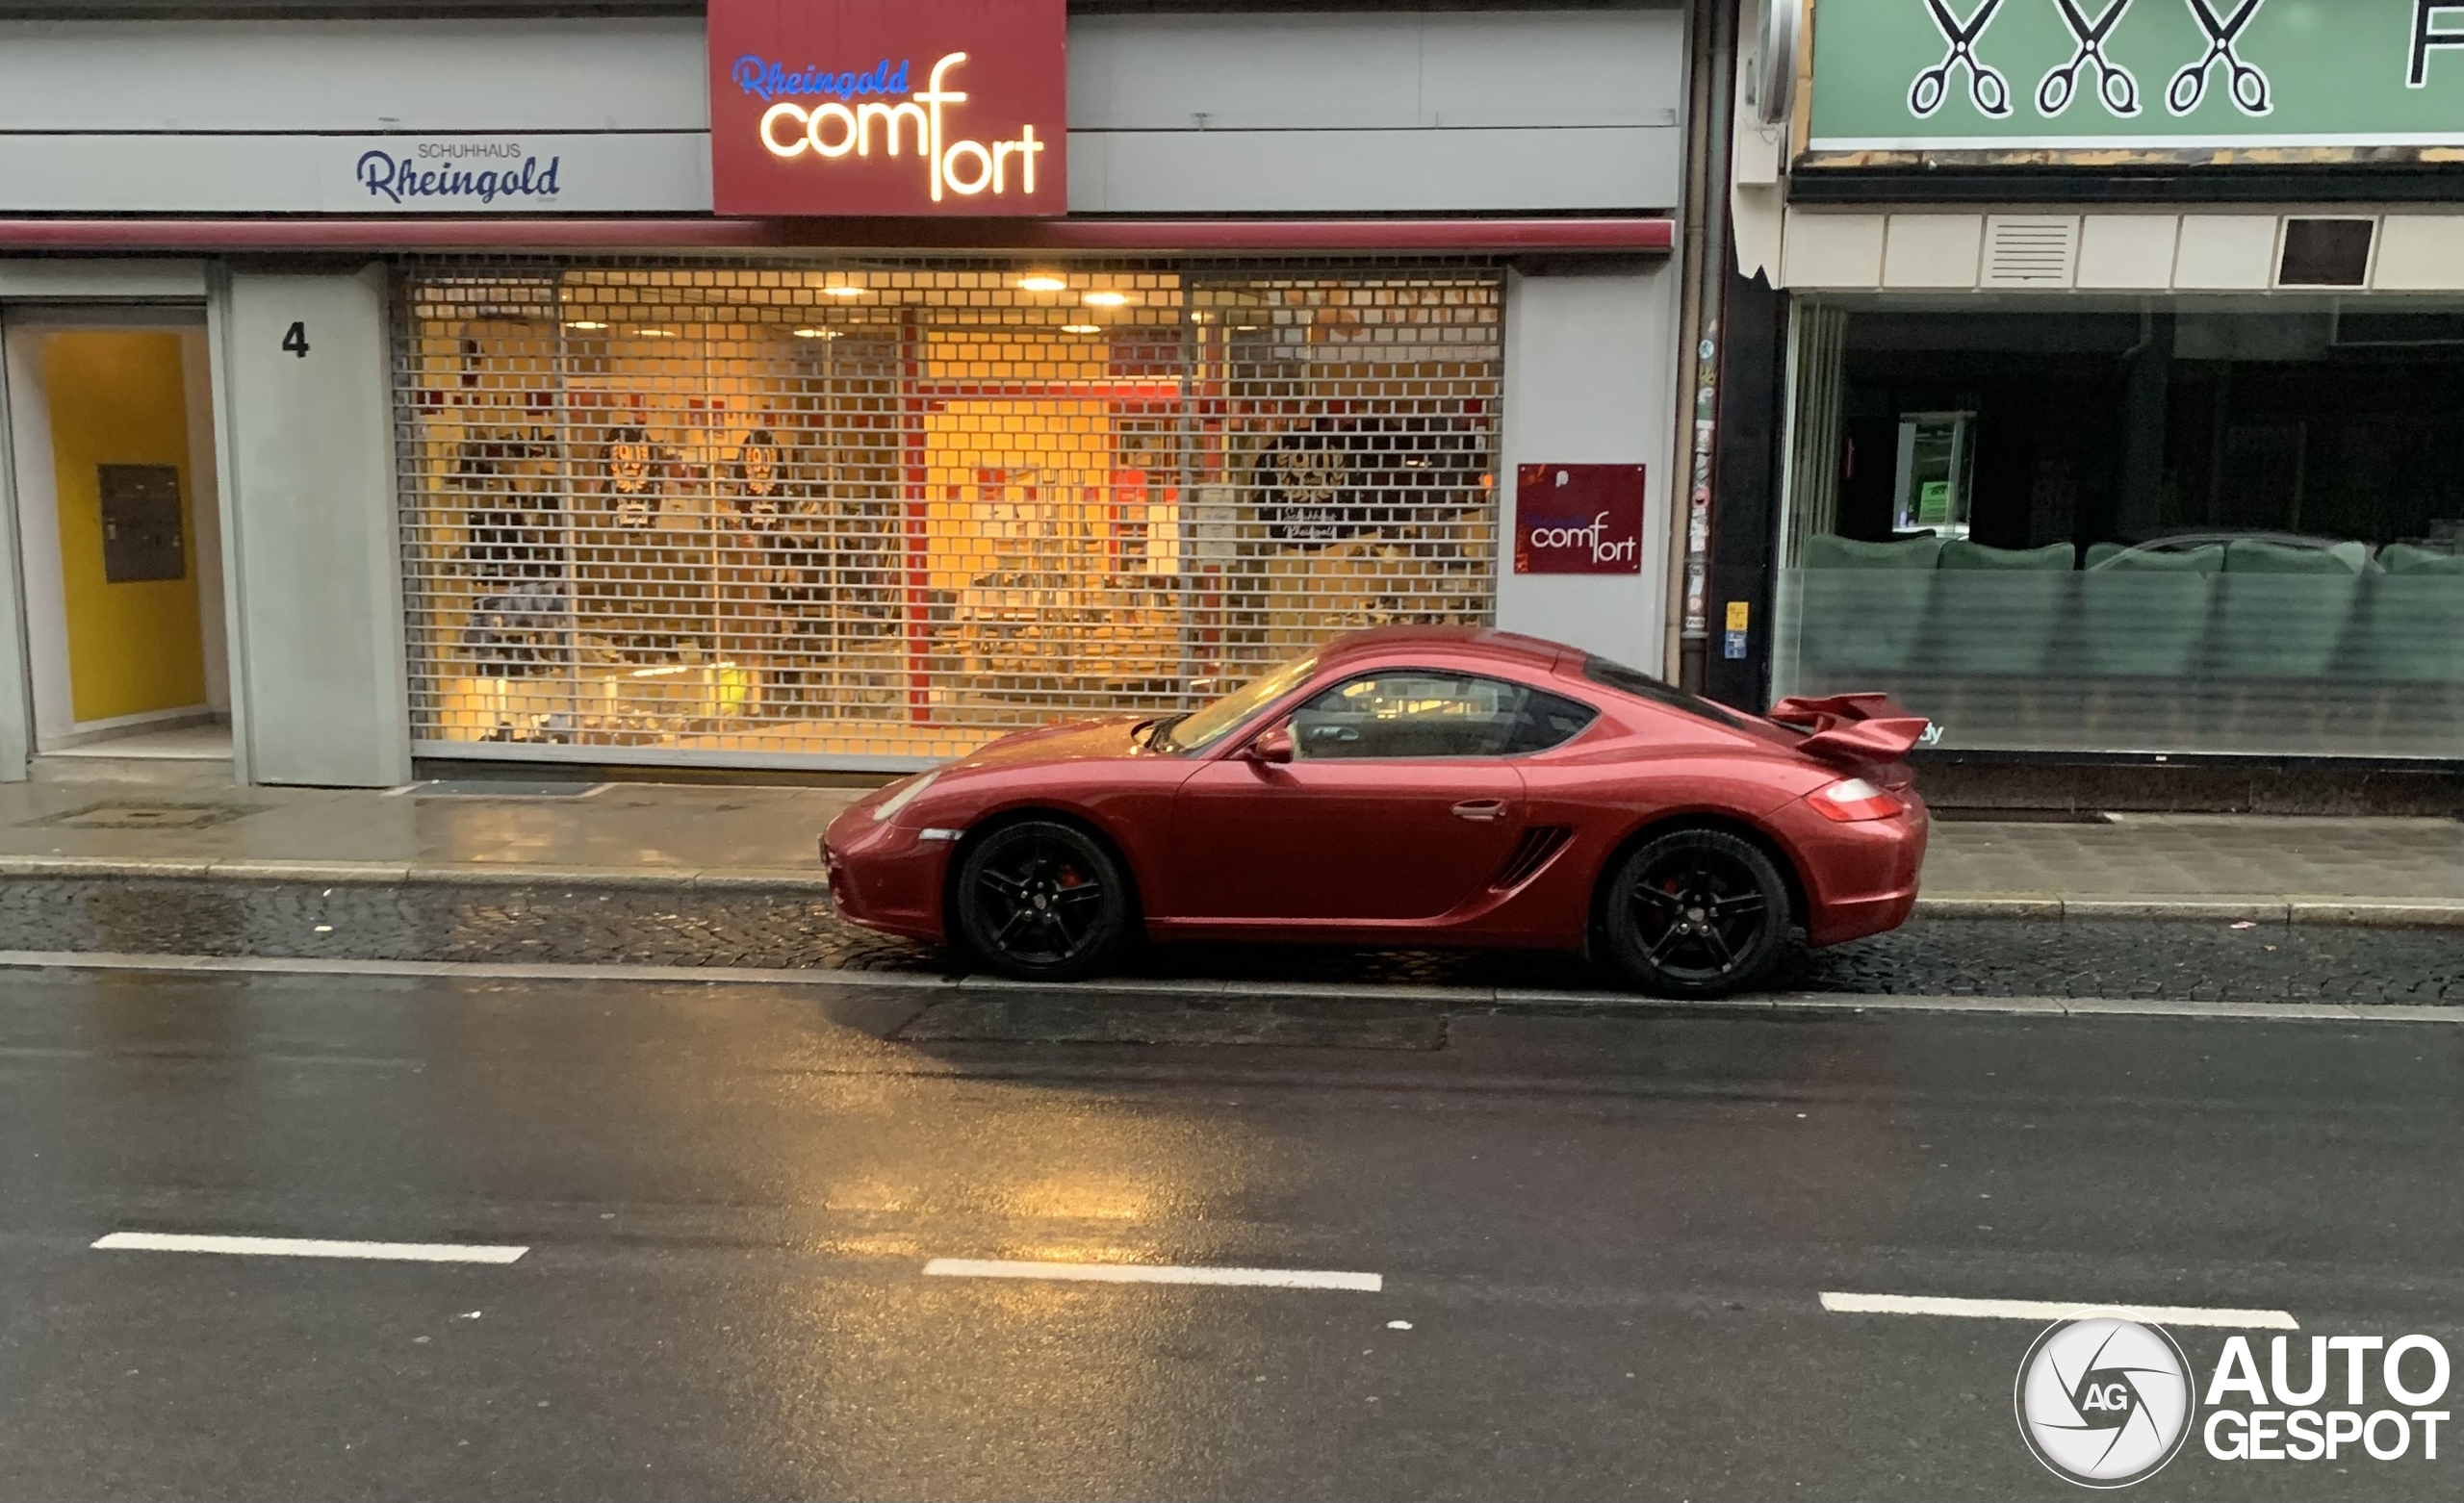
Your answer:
(951, 819), (1132, 982)
(1600, 828), (1791, 999)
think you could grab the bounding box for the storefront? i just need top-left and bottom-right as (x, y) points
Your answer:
(0, 1), (1695, 784)
(396, 256), (1507, 768)
(1713, 0), (2464, 772)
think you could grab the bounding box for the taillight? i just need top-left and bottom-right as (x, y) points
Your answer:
(1809, 777), (1904, 823)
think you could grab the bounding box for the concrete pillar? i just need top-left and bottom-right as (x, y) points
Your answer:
(210, 263), (411, 786)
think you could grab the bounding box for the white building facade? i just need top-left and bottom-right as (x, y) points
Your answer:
(0, 1), (1700, 785)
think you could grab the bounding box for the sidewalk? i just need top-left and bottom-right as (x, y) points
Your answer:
(0, 775), (2453, 925)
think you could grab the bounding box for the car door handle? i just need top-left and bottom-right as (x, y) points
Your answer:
(1451, 799), (1507, 822)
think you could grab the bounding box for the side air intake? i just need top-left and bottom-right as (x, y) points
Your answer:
(1491, 826), (1573, 891)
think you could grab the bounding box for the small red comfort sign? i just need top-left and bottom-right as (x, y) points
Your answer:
(1513, 464), (1645, 574)
(707, 0), (1066, 217)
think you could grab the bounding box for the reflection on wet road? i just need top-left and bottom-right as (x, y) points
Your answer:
(1, 968), (2456, 1501)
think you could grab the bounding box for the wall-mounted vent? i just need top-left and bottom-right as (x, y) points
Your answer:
(1982, 216), (2080, 289)
(2279, 217), (2376, 288)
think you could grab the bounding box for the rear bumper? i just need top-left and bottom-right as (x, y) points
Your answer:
(1809, 883), (1920, 948)
(1794, 799), (1929, 949)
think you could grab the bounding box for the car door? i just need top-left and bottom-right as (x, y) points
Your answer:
(1168, 669), (1533, 922)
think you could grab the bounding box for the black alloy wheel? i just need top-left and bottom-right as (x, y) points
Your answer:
(1601, 828), (1791, 998)
(953, 819), (1132, 981)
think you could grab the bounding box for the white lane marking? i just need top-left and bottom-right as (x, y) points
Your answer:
(93, 1232), (527, 1264)
(1820, 1292), (2297, 1329)
(924, 1258), (1379, 1292)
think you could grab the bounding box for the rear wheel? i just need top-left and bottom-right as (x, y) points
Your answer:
(952, 819), (1131, 981)
(1600, 828), (1790, 998)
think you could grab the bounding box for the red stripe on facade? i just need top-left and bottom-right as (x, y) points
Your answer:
(0, 217), (1674, 255)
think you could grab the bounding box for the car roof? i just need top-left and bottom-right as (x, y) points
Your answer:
(1313, 625), (1571, 674)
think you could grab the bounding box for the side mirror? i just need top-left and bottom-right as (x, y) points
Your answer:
(1242, 726), (1295, 766)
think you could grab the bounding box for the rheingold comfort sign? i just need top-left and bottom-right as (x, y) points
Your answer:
(707, 0), (1066, 217)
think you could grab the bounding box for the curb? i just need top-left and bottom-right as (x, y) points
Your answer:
(0, 853), (829, 895)
(0, 857), (2455, 928)
(1912, 892), (2461, 928)
(0, 950), (2454, 1024)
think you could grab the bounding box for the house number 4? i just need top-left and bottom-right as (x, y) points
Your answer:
(281, 321), (311, 358)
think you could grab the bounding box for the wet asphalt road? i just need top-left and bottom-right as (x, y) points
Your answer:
(0, 876), (2458, 1003)
(1, 967), (2457, 1501)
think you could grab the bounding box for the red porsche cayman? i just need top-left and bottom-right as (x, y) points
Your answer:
(821, 627), (1929, 997)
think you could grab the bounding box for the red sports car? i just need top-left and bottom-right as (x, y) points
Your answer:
(821, 627), (1929, 997)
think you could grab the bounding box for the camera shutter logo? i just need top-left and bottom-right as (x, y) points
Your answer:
(2015, 1315), (2195, 1488)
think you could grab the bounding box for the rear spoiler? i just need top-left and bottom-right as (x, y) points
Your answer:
(1765, 693), (1931, 768)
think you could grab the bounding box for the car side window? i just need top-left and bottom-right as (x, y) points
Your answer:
(1290, 672), (1592, 759)
(1500, 687), (1600, 754)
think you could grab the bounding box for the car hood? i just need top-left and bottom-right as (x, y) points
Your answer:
(953, 715), (1156, 770)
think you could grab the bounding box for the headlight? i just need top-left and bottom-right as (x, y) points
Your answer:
(869, 769), (941, 823)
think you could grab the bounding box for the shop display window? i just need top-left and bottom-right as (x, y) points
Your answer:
(1771, 301), (2464, 757)
(394, 260), (1502, 766)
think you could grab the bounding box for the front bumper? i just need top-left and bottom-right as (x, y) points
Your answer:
(819, 808), (950, 943)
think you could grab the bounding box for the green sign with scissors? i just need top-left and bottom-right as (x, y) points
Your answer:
(1808, 0), (2464, 153)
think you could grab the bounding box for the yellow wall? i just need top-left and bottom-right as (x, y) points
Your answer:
(42, 331), (208, 723)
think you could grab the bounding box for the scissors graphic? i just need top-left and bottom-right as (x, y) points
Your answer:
(2039, 0), (2142, 116)
(2169, 0), (2272, 115)
(1910, 0), (2012, 118)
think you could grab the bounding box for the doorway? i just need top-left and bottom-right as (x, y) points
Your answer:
(2, 309), (230, 766)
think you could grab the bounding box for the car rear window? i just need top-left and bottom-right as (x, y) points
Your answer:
(1580, 655), (1757, 732)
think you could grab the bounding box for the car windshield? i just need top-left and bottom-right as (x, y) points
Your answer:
(1154, 653), (1322, 754)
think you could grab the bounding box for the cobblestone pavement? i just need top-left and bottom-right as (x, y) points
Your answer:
(0, 878), (2455, 1005)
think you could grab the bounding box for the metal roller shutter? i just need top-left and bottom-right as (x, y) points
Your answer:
(391, 257), (1503, 768)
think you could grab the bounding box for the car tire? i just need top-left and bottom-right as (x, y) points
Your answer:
(952, 819), (1133, 982)
(1599, 828), (1791, 999)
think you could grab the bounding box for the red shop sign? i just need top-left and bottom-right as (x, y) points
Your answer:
(707, 0), (1066, 217)
(1513, 464), (1645, 575)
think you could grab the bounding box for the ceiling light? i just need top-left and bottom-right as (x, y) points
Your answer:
(564, 320), (607, 331)
(823, 285), (867, 297)
(633, 327), (676, 337)
(1062, 323), (1102, 335)
(1017, 274), (1067, 293)
(1082, 291), (1129, 307)
(790, 327), (838, 340)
